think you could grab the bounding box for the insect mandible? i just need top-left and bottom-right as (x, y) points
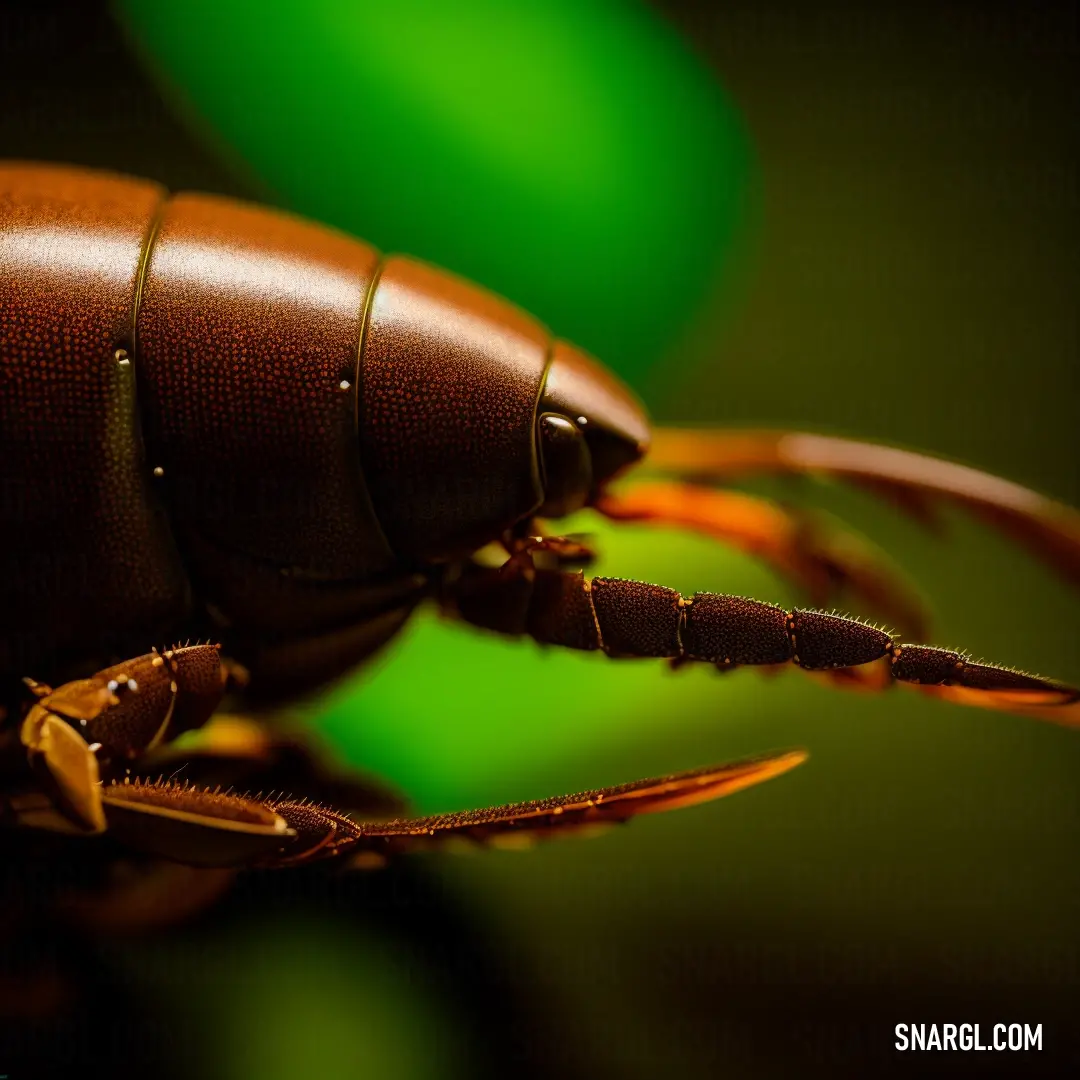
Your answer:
(1, 161), (1078, 882)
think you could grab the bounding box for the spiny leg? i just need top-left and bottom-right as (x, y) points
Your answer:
(23, 650), (402, 866)
(12, 644), (804, 869)
(645, 428), (1080, 587)
(596, 480), (930, 639)
(100, 780), (297, 867)
(448, 559), (1080, 727)
(14, 643), (227, 833)
(139, 711), (410, 818)
(91, 750), (806, 869)
(24, 643), (228, 768)
(330, 750), (807, 862)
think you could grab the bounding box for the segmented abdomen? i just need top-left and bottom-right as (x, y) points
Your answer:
(0, 165), (185, 680)
(0, 162), (552, 686)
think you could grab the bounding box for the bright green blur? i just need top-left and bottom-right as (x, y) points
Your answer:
(114, 0), (755, 388)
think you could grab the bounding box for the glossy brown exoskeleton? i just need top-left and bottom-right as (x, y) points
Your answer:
(1, 162), (1078, 885)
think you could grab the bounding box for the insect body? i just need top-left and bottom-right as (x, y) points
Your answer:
(2, 162), (1079, 875)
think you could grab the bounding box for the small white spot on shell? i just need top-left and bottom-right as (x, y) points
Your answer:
(152, 466), (165, 478)
(577, 415), (588, 426)
(115, 349), (131, 368)
(107, 679), (118, 692)
(88, 742), (102, 753)
(127, 679), (138, 691)
(339, 379), (351, 390)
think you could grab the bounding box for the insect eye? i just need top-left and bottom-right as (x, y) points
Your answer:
(537, 413), (592, 517)
(538, 341), (650, 495)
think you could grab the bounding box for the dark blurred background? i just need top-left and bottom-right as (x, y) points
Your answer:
(1, 1), (1078, 1077)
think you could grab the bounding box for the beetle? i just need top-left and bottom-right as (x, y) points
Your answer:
(1, 161), (1078, 882)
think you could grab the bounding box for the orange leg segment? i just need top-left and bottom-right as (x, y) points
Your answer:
(596, 481), (930, 640)
(646, 428), (1080, 588)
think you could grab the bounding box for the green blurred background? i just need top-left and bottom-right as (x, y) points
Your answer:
(1, 1), (1078, 1076)
(114, 0), (757, 390)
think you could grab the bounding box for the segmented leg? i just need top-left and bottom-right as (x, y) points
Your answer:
(94, 749), (806, 868)
(14, 644), (226, 832)
(334, 750), (806, 860)
(449, 560), (1080, 727)
(101, 780), (297, 867)
(504, 533), (597, 564)
(646, 428), (1080, 587)
(96, 756), (404, 868)
(23, 644), (227, 765)
(596, 481), (929, 639)
(9, 647), (804, 870)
